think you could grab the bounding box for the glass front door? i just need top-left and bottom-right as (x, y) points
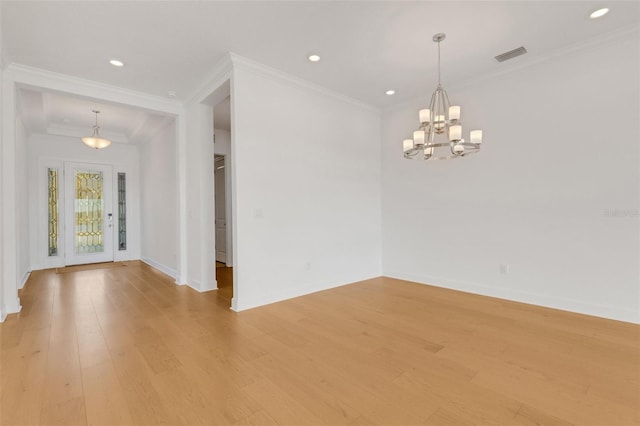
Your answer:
(64, 162), (114, 265)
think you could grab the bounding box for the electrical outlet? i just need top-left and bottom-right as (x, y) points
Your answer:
(500, 264), (510, 274)
(305, 262), (311, 271)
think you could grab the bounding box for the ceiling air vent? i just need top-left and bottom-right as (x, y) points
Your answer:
(494, 46), (527, 63)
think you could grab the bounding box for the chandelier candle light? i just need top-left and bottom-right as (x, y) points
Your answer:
(81, 110), (112, 149)
(403, 33), (482, 161)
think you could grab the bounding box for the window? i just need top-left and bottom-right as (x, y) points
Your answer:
(47, 168), (59, 256)
(118, 172), (127, 250)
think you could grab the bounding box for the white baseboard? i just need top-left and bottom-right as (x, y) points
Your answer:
(140, 257), (178, 280)
(384, 271), (640, 325)
(19, 271), (31, 290)
(187, 279), (218, 293)
(1, 298), (22, 322)
(232, 272), (380, 312)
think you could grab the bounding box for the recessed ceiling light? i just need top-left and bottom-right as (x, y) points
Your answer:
(308, 54), (320, 62)
(590, 7), (609, 19)
(109, 59), (124, 67)
(385, 90), (396, 96)
(168, 91), (177, 98)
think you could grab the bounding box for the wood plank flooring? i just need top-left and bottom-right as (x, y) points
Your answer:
(1, 261), (638, 425)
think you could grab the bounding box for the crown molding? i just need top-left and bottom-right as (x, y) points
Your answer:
(228, 52), (381, 115)
(5, 63), (183, 116)
(451, 23), (640, 93)
(185, 53), (233, 106)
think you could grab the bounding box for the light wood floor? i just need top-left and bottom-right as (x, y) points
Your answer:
(1, 261), (639, 425)
(216, 262), (233, 303)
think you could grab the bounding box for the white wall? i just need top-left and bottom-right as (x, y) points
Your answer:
(214, 127), (233, 266)
(184, 102), (216, 292)
(231, 60), (382, 311)
(1, 69), (21, 317)
(140, 119), (178, 277)
(382, 32), (640, 323)
(27, 133), (141, 270)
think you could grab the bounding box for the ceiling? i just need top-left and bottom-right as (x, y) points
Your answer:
(3, 1), (639, 142)
(18, 88), (174, 145)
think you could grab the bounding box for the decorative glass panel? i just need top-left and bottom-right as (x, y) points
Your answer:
(75, 171), (104, 254)
(117, 172), (127, 250)
(47, 168), (59, 256)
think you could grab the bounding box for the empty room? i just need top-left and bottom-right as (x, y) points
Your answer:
(0, 1), (638, 425)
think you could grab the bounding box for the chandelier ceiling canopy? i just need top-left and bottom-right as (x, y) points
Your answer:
(403, 33), (483, 161)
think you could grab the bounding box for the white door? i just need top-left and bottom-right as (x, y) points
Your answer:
(214, 156), (227, 263)
(64, 162), (114, 265)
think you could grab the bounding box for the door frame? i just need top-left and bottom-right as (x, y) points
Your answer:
(36, 157), (133, 269)
(214, 154), (227, 263)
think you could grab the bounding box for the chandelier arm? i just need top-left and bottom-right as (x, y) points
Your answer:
(443, 90), (451, 115)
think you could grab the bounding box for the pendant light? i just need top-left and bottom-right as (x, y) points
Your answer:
(81, 110), (112, 149)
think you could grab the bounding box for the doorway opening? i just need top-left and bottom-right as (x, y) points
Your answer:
(213, 95), (233, 304)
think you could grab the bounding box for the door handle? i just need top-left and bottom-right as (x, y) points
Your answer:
(108, 213), (113, 228)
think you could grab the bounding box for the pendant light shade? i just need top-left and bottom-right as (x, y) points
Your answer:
(82, 110), (112, 149)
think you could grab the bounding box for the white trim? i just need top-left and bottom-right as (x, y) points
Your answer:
(198, 102), (215, 295)
(454, 24), (640, 92)
(2, 297), (21, 317)
(6, 64), (181, 115)
(185, 54), (233, 105)
(231, 273), (380, 312)
(384, 271), (640, 325)
(188, 279), (218, 293)
(176, 112), (188, 285)
(229, 53), (380, 114)
(19, 271), (31, 290)
(140, 257), (178, 281)
(229, 78), (239, 311)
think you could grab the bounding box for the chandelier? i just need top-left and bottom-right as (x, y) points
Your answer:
(403, 33), (482, 161)
(81, 110), (112, 149)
